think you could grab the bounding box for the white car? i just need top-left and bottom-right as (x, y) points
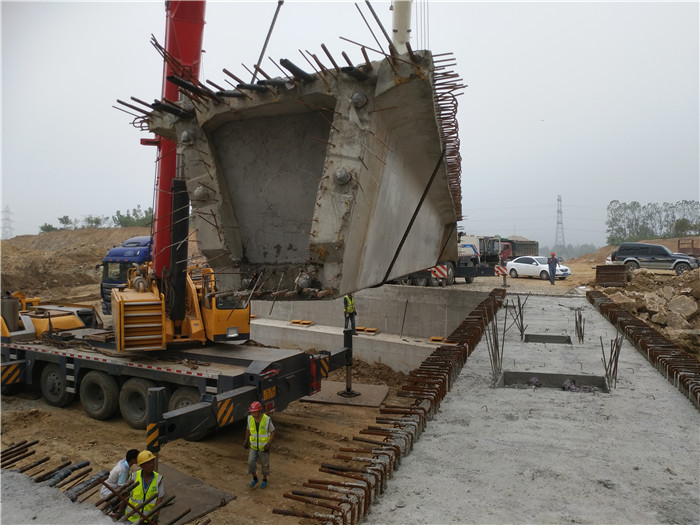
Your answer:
(506, 256), (571, 280)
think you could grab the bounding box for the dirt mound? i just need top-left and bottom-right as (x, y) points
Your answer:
(592, 267), (700, 356)
(1, 228), (150, 302)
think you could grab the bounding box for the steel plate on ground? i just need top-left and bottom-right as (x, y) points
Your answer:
(300, 381), (389, 407)
(157, 462), (235, 524)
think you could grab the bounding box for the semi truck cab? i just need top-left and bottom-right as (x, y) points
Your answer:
(99, 236), (152, 314)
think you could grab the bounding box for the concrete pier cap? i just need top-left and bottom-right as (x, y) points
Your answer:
(148, 50), (462, 300)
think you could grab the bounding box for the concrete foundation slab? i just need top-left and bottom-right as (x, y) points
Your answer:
(364, 293), (700, 524)
(251, 318), (440, 373)
(254, 285), (491, 339)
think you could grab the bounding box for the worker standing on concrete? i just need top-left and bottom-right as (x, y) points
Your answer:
(244, 401), (276, 489)
(126, 450), (164, 523)
(344, 293), (358, 335)
(547, 252), (560, 285)
(101, 448), (139, 516)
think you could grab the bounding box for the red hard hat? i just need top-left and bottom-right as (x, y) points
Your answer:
(249, 401), (263, 412)
(551, 252), (555, 255)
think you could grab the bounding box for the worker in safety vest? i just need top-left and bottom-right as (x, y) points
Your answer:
(243, 401), (276, 489)
(343, 293), (358, 335)
(126, 450), (164, 524)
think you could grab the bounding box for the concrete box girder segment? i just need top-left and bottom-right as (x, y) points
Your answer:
(148, 51), (460, 299)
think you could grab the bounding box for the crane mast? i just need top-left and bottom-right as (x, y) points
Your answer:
(152, 1), (206, 281)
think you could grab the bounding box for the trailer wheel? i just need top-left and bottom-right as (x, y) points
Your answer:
(427, 275), (440, 287)
(411, 276), (428, 287)
(397, 276), (411, 286)
(119, 378), (156, 429)
(80, 371), (119, 420)
(168, 386), (212, 441)
(40, 364), (74, 407)
(445, 263), (455, 286)
(1, 383), (19, 396)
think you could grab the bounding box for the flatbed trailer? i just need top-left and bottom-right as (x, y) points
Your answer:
(1, 330), (352, 444)
(678, 238), (700, 256)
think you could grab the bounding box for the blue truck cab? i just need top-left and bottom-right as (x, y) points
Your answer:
(99, 236), (152, 314)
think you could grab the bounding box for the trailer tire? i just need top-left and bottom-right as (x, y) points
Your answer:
(2, 384), (19, 396)
(119, 378), (156, 429)
(397, 277), (411, 286)
(445, 263), (455, 286)
(168, 387), (212, 441)
(411, 276), (428, 287)
(80, 371), (119, 420)
(40, 364), (74, 407)
(427, 275), (440, 287)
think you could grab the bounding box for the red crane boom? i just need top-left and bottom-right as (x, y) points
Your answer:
(151, 0), (206, 279)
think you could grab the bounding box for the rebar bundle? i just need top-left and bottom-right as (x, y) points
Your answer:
(600, 334), (623, 389)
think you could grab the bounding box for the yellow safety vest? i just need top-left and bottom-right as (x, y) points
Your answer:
(344, 296), (355, 314)
(127, 469), (161, 522)
(248, 414), (271, 451)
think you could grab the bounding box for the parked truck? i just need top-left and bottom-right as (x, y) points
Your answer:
(486, 236), (539, 262)
(395, 233), (500, 286)
(98, 236), (152, 315)
(395, 234), (540, 287)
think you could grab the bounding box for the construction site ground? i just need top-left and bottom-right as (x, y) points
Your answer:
(1, 229), (699, 524)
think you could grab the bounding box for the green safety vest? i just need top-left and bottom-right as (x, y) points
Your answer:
(248, 413), (271, 451)
(127, 469), (162, 522)
(344, 296), (355, 314)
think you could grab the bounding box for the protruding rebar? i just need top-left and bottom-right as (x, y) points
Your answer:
(251, 0), (285, 83)
(321, 43), (341, 70)
(279, 58), (315, 83)
(340, 67), (368, 81)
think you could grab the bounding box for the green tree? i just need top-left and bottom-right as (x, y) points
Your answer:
(606, 199), (700, 243)
(39, 223), (59, 233)
(82, 215), (109, 229)
(605, 200), (626, 245)
(673, 218), (693, 237)
(112, 205), (153, 228)
(57, 216), (78, 230)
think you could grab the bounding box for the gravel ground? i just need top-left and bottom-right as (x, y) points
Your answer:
(1, 470), (114, 525)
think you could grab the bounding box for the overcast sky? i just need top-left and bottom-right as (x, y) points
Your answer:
(2, 1), (698, 247)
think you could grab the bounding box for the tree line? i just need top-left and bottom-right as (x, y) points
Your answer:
(37, 199), (700, 248)
(39, 205), (153, 232)
(605, 200), (699, 245)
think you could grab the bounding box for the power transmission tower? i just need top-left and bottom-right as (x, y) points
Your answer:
(554, 195), (566, 252)
(1, 206), (13, 240)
